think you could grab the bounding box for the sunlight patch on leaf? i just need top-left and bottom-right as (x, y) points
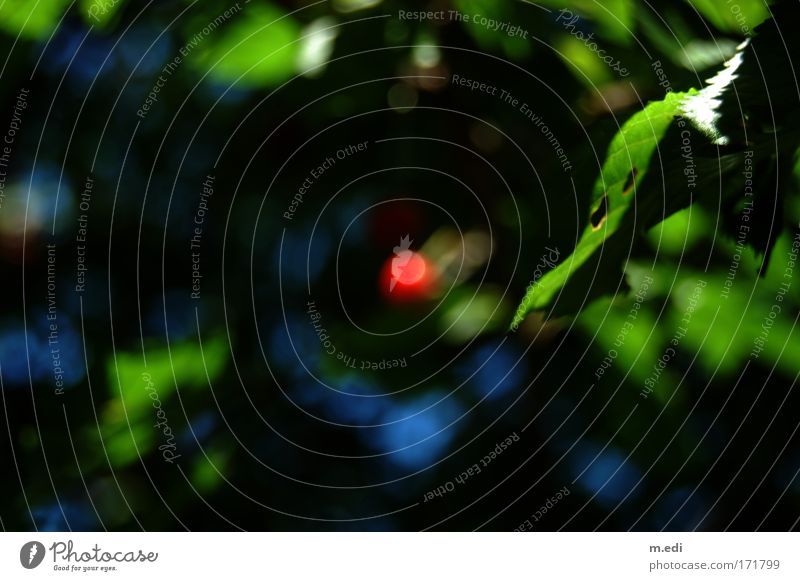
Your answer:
(682, 46), (746, 145)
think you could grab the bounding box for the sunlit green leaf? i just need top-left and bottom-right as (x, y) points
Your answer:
(512, 90), (692, 326)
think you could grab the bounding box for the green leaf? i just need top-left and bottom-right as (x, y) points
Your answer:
(647, 206), (710, 255)
(442, 286), (510, 343)
(186, 4), (300, 87)
(0, 0), (70, 39)
(97, 336), (228, 467)
(638, 8), (738, 70)
(555, 35), (613, 87)
(107, 335), (228, 416)
(683, 8), (800, 265)
(514, 7), (800, 326)
(191, 446), (231, 493)
(512, 90), (692, 327)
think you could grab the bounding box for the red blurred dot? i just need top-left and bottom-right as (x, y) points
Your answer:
(380, 251), (436, 302)
(391, 251), (426, 286)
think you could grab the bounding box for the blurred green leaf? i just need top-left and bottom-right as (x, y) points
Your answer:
(638, 8), (737, 70)
(332, 0), (383, 14)
(442, 286), (510, 343)
(97, 336), (228, 467)
(647, 206), (710, 255)
(685, 0), (770, 34)
(453, 0), (532, 59)
(579, 293), (664, 386)
(191, 446), (230, 493)
(186, 4), (300, 87)
(108, 335), (228, 416)
(0, 0), (70, 39)
(103, 422), (155, 468)
(555, 35), (612, 87)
